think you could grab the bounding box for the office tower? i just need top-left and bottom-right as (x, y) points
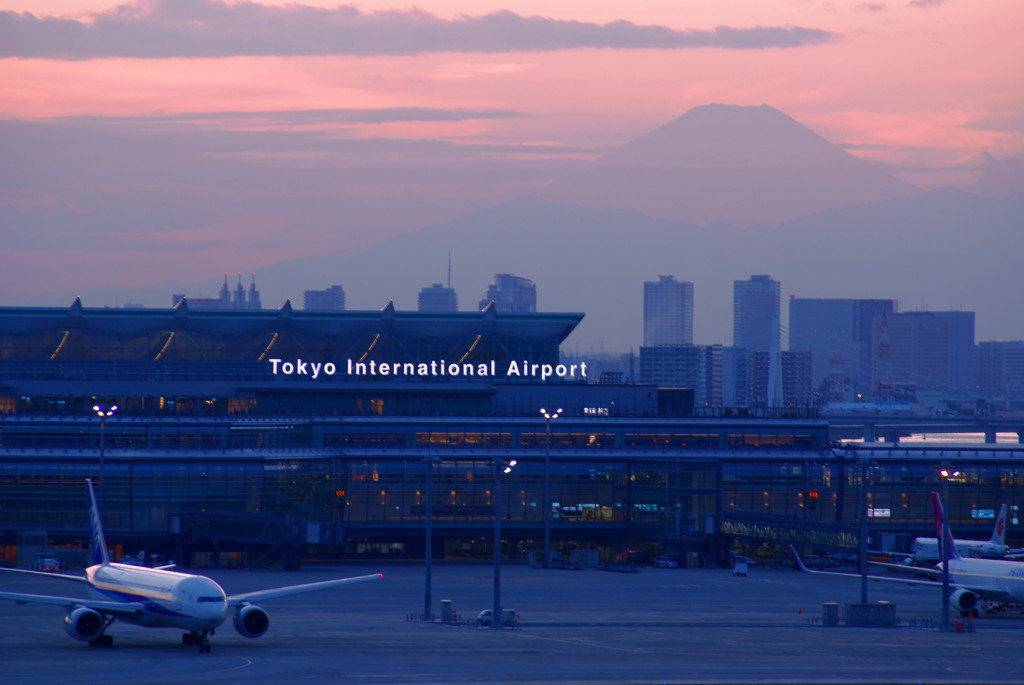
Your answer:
(304, 285), (346, 311)
(976, 342), (1024, 400)
(734, 275), (781, 405)
(733, 275), (780, 353)
(871, 311), (975, 393)
(479, 274), (536, 313)
(247, 273), (262, 310)
(705, 345), (749, 408)
(638, 345), (706, 405)
(743, 349), (813, 408)
(418, 283), (458, 312)
(643, 275), (694, 346)
(781, 350), (813, 408)
(219, 273), (231, 307)
(233, 274), (246, 308)
(789, 298), (895, 396)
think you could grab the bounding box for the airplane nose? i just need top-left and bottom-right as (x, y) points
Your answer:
(200, 602), (229, 624)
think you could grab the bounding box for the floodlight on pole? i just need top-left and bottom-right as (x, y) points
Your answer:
(423, 455), (439, 621)
(938, 466), (959, 631)
(92, 403), (118, 516)
(492, 457), (517, 630)
(540, 407), (561, 568)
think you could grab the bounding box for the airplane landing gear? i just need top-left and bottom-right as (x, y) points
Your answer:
(88, 615), (117, 647)
(88, 634), (114, 647)
(183, 630), (213, 652)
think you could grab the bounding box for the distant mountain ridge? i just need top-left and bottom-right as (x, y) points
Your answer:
(541, 103), (920, 227)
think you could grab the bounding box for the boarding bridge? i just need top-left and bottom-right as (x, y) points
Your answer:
(718, 511), (860, 553)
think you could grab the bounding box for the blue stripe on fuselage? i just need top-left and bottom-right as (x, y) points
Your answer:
(92, 584), (189, 619)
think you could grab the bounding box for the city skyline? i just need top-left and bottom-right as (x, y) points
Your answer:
(2, 1), (1022, 351)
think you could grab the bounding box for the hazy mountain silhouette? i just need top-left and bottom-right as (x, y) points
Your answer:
(11, 103), (1021, 351)
(540, 103), (921, 227)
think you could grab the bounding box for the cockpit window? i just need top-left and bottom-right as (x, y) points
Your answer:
(198, 596), (225, 603)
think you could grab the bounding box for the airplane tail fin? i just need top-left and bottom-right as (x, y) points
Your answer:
(86, 479), (110, 566)
(989, 504), (1007, 546)
(930, 491), (961, 562)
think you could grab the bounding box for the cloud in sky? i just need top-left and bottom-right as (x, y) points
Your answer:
(0, 0), (837, 59)
(106, 106), (528, 126)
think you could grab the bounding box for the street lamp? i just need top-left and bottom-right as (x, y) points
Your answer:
(938, 466), (960, 631)
(539, 407), (561, 568)
(423, 455), (438, 621)
(92, 403), (118, 515)
(859, 454), (870, 604)
(492, 457), (517, 630)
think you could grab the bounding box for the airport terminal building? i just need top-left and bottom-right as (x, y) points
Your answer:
(2, 301), (1022, 567)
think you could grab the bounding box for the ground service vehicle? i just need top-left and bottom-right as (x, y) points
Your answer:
(477, 609), (519, 626)
(31, 554), (60, 572)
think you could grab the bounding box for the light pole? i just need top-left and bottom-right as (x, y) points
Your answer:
(92, 403), (118, 516)
(939, 466), (959, 631)
(539, 408), (561, 568)
(492, 457), (517, 630)
(423, 455), (438, 621)
(859, 453), (869, 604)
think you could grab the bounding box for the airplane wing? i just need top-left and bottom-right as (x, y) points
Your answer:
(868, 560), (941, 577)
(0, 590), (145, 617)
(789, 546), (1018, 603)
(0, 567), (89, 584)
(227, 573), (383, 606)
(788, 546), (942, 589)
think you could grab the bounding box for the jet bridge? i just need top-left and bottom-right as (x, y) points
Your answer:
(718, 511), (860, 553)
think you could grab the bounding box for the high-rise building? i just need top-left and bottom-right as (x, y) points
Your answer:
(638, 345), (706, 405)
(247, 273), (262, 310)
(304, 285), (346, 311)
(479, 274), (536, 313)
(733, 275), (780, 353)
(871, 311), (975, 393)
(789, 298), (895, 396)
(976, 341), (1024, 401)
(643, 275), (694, 346)
(781, 350), (813, 408)
(705, 345), (749, 409)
(418, 283), (458, 312)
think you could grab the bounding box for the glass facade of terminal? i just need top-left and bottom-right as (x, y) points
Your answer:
(3, 412), (1023, 564)
(2, 304), (1023, 566)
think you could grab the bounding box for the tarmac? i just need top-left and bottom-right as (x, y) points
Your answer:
(2, 560), (1023, 684)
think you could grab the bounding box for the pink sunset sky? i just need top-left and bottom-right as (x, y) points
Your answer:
(1, 0), (1022, 300)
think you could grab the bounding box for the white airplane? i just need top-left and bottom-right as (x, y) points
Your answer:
(0, 479), (382, 652)
(792, 492), (1024, 618)
(905, 503), (1008, 563)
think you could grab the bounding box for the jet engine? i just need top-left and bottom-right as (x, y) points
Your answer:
(949, 588), (979, 614)
(233, 604), (270, 638)
(64, 606), (104, 641)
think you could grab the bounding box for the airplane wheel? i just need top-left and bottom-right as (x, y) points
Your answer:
(89, 634), (114, 648)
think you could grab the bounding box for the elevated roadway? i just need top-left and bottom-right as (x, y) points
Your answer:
(826, 413), (1024, 444)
